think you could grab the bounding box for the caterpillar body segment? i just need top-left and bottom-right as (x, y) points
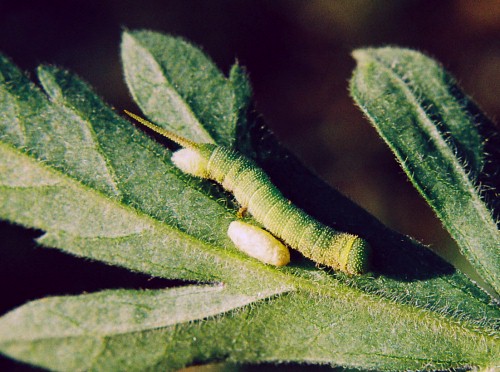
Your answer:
(171, 148), (212, 178)
(125, 111), (371, 275)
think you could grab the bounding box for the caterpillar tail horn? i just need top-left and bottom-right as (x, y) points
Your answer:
(124, 110), (200, 150)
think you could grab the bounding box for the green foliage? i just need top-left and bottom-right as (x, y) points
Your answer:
(0, 30), (498, 371)
(121, 30), (249, 148)
(350, 48), (500, 296)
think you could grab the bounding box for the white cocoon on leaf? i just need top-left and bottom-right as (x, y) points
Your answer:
(227, 221), (290, 266)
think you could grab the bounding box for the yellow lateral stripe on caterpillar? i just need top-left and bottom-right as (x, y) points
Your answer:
(125, 111), (371, 275)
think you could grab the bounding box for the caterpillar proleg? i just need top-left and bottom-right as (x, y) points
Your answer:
(125, 110), (371, 275)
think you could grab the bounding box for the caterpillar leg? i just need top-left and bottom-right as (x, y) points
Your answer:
(227, 221), (290, 266)
(236, 206), (248, 218)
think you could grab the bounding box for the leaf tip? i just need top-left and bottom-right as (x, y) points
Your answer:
(351, 48), (371, 63)
(121, 29), (136, 50)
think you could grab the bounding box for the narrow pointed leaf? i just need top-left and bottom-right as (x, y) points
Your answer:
(121, 30), (246, 147)
(0, 285), (287, 371)
(1, 288), (498, 371)
(350, 47), (500, 295)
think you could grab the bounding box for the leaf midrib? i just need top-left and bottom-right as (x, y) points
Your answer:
(370, 54), (484, 212)
(368, 54), (500, 280)
(3, 283), (498, 356)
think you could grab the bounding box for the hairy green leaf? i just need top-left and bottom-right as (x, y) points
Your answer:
(121, 30), (248, 147)
(1, 288), (498, 371)
(0, 285), (286, 371)
(0, 33), (499, 371)
(350, 47), (500, 296)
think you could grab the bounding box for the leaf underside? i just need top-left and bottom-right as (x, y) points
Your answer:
(0, 31), (498, 371)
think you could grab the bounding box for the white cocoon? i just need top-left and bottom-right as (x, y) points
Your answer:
(227, 221), (290, 266)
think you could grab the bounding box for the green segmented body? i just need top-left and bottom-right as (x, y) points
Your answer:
(204, 145), (369, 274)
(125, 111), (371, 275)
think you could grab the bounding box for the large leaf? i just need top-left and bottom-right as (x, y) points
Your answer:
(1, 287), (498, 371)
(350, 47), (500, 296)
(0, 32), (499, 371)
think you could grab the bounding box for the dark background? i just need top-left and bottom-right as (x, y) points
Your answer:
(0, 1), (499, 371)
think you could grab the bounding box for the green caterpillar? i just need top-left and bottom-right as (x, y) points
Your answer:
(125, 111), (371, 275)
